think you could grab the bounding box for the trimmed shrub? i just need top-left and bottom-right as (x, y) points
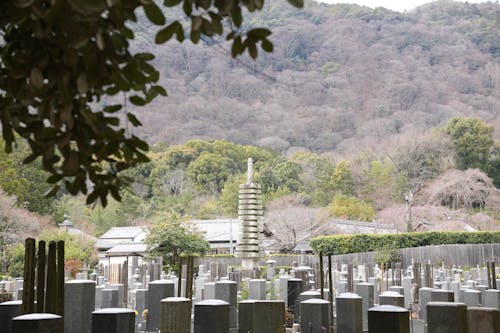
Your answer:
(309, 231), (500, 255)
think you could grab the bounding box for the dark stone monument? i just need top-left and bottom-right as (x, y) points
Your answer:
(368, 305), (409, 333)
(194, 299), (230, 333)
(92, 308), (135, 333)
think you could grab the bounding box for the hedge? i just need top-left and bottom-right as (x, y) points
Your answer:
(309, 231), (500, 255)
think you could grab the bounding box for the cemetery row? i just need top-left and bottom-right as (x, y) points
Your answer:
(0, 260), (499, 333)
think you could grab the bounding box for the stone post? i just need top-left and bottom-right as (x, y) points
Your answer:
(12, 313), (63, 333)
(147, 280), (175, 332)
(194, 299), (229, 333)
(336, 293), (362, 333)
(297, 290), (321, 323)
(427, 302), (467, 333)
(0, 300), (22, 333)
(134, 289), (148, 321)
(92, 308), (135, 333)
(160, 297), (191, 333)
(300, 299), (330, 333)
(368, 305), (409, 333)
(64, 280), (96, 333)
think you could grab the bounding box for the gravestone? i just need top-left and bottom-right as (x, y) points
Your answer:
(355, 282), (374, 332)
(64, 280), (96, 333)
(484, 289), (500, 309)
(194, 299), (230, 333)
(147, 280), (175, 332)
(12, 313), (63, 333)
(368, 305), (409, 333)
(336, 293), (362, 333)
(418, 287), (433, 321)
(248, 279), (266, 300)
(238, 300), (285, 333)
(467, 307), (500, 333)
(134, 289), (148, 321)
(95, 285), (104, 309)
(431, 289), (454, 302)
(204, 282), (215, 299)
(463, 289), (481, 308)
(287, 278), (304, 317)
(297, 290), (321, 323)
(102, 288), (119, 308)
(0, 300), (22, 333)
(160, 297), (191, 333)
(427, 302), (467, 333)
(300, 299), (330, 333)
(215, 280), (238, 332)
(92, 308), (135, 333)
(379, 291), (405, 307)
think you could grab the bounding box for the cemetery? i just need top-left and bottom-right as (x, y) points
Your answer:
(0, 158), (498, 333)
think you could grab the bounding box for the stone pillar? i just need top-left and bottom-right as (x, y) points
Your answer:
(467, 307), (500, 333)
(336, 293), (362, 333)
(147, 280), (175, 332)
(215, 280), (238, 331)
(134, 289), (148, 321)
(12, 313), (63, 333)
(427, 302), (467, 333)
(194, 299), (229, 333)
(92, 308), (135, 333)
(287, 278), (304, 318)
(65, 280), (96, 333)
(0, 300), (22, 333)
(355, 282), (374, 332)
(279, 277), (290, 305)
(248, 279), (266, 300)
(160, 297), (191, 333)
(300, 299), (330, 333)
(239, 300), (285, 333)
(431, 289), (454, 302)
(379, 291), (405, 308)
(402, 277), (413, 308)
(484, 289), (500, 309)
(418, 287), (433, 321)
(368, 305), (409, 333)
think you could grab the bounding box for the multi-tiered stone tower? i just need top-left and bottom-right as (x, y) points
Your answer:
(235, 158), (263, 269)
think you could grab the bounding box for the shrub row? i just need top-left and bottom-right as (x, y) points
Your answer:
(309, 231), (500, 255)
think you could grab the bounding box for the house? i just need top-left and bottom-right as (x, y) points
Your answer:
(95, 226), (148, 265)
(190, 219), (239, 254)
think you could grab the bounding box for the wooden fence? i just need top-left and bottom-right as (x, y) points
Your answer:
(197, 243), (499, 269)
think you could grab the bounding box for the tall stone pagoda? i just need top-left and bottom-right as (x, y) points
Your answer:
(235, 158), (263, 269)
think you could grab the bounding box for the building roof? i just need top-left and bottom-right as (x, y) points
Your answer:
(190, 219), (239, 243)
(99, 226), (147, 240)
(106, 243), (148, 257)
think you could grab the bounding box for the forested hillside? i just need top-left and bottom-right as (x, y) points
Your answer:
(127, 0), (499, 155)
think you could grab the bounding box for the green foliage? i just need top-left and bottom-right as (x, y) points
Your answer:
(445, 117), (495, 171)
(219, 174), (246, 217)
(3, 243), (25, 277)
(310, 231), (500, 255)
(146, 213), (210, 264)
(187, 152), (240, 193)
(328, 194), (375, 221)
(374, 248), (402, 265)
(0, 1), (302, 206)
(330, 161), (356, 196)
(39, 230), (97, 266)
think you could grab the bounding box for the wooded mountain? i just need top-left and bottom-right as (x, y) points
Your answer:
(128, 0), (499, 156)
